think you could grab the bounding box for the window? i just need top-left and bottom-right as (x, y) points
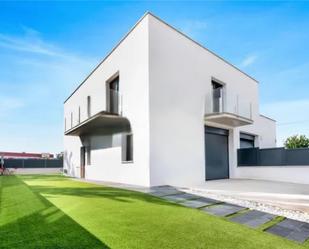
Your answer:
(211, 80), (224, 113)
(106, 75), (119, 114)
(64, 118), (67, 131)
(109, 76), (119, 91)
(78, 106), (81, 123)
(86, 146), (91, 165)
(122, 133), (133, 162)
(87, 96), (91, 118)
(240, 133), (255, 148)
(70, 112), (73, 128)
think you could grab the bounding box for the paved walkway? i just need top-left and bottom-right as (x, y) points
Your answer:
(189, 179), (309, 213)
(149, 185), (309, 244)
(76, 178), (309, 244)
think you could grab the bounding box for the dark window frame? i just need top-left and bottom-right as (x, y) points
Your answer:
(240, 132), (256, 149)
(87, 96), (91, 118)
(86, 146), (91, 165)
(122, 133), (133, 163)
(106, 74), (120, 114)
(78, 106), (81, 123)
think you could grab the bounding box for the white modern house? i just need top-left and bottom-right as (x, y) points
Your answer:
(64, 12), (281, 187)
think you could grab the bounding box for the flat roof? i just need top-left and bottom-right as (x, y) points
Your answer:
(64, 11), (258, 104)
(260, 114), (276, 122)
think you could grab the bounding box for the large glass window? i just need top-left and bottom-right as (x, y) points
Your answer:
(106, 75), (119, 114)
(212, 80), (224, 113)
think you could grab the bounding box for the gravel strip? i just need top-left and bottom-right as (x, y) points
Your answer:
(180, 188), (309, 223)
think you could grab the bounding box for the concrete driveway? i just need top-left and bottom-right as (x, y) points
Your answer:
(184, 179), (309, 222)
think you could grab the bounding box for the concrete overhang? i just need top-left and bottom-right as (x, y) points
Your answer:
(65, 111), (131, 136)
(204, 112), (253, 127)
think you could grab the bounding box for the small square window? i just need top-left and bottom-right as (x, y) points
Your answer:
(240, 132), (255, 148)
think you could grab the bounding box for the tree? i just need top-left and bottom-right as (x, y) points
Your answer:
(57, 152), (64, 159)
(284, 135), (309, 149)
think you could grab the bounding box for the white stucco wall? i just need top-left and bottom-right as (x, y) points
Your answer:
(64, 13), (285, 188)
(64, 15), (151, 186)
(147, 14), (264, 187)
(234, 166), (309, 185)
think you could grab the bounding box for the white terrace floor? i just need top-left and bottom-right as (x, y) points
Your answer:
(184, 179), (309, 222)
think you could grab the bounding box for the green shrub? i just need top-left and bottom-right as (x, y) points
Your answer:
(284, 135), (309, 149)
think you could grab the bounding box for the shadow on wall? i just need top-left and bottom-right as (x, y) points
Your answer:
(87, 134), (122, 151)
(79, 116), (132, 152)
(64, 150), (75, 176)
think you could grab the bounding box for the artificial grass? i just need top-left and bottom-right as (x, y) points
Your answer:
(0, 175), (308, 249)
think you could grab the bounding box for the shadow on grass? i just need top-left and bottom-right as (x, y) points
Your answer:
(17, 174), (67, 181)
(18, 175), (180, 207)
(0, 176), (110, 249)
(30, 184), (180, 207)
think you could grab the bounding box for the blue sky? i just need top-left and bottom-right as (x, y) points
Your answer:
(0, 1), (309, 153)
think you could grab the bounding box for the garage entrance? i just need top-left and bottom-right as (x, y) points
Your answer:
(205, 126), (229, 180)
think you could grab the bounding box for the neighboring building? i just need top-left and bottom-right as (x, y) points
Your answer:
(63, 12), (277, 187)
(0, 151), (54, 159)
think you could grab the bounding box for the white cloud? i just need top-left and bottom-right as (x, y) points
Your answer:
(0, 26), (84, 60)
(0, 26), (98, 153)
(239, 54), (258, 67)
(0, 33), (60, 56)
(0, 96), (24, 110)
(179, 19), (208, 38)
(0, 96), (25, 119)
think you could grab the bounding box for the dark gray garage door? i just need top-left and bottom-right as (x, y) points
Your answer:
(205, 126), (229, 180)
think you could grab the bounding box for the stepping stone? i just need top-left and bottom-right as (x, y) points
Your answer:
(162, 193), (199, 202)
(266, 219), (309, 243)
(149, 189), (184, 197)
(150, 185), (177, 191)
(147, 185), (184, 197)
(202, 203), (246, 217)
(230, 210), (276, 228)
(179, 197), (219, 208)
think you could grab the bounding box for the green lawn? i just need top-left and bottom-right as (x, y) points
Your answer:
(0, 175), (308, 249)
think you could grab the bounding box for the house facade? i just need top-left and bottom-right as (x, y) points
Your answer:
(64, 12), (277, 187)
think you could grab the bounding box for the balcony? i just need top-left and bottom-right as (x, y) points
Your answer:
(64, 111), (131, 136)
(204, 89), (253, 127)
(65, 89), (129, 136)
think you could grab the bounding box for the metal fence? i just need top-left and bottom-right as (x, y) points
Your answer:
(4, 158), (63, 168)
(238, 147), (309, 166)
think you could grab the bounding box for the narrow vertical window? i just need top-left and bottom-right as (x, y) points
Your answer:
(78, 106), (81, 123)
(106, 75), (119, 114)
(122, 133), (133, 162)
(70, 112), (73, 128)
(87, 96), (91, 118)
(86, 146), (91, 165)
